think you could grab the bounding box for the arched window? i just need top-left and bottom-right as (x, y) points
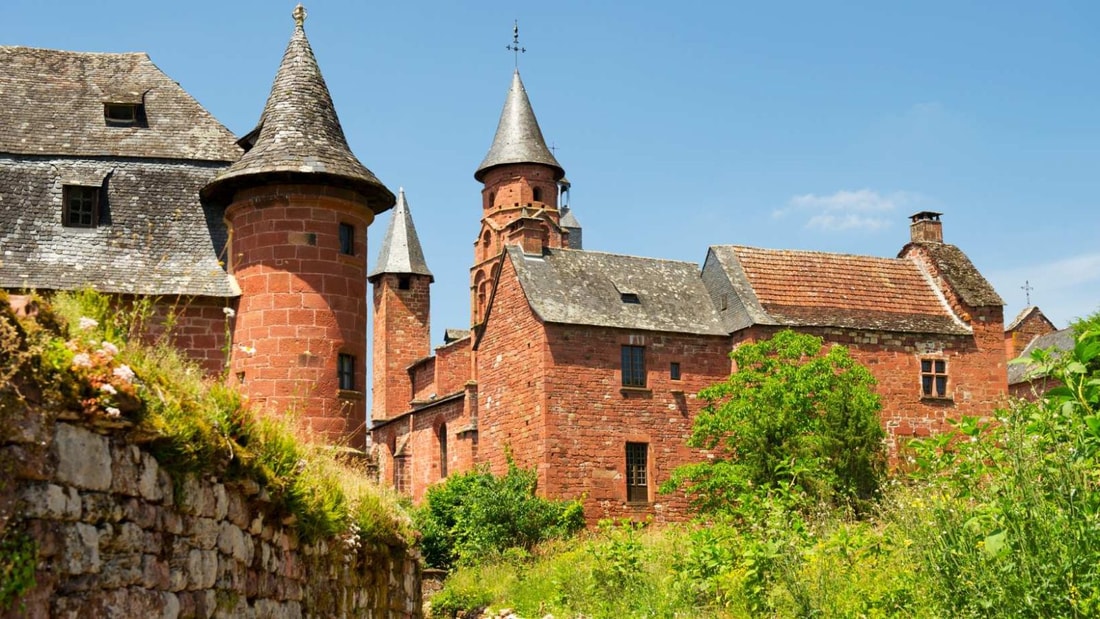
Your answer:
(438, 423), (448, 478)
(532, 186), (543, 202)
(482, 230), (491, 247)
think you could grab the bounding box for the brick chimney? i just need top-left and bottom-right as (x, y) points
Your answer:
(909, 211), (944, 243)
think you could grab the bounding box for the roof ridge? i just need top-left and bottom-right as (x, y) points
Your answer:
(721, 244), (910, 263)
(543, 246), (701, 267)
(0, 45), (148, 57)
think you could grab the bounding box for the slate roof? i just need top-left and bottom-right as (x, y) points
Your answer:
(0, 46), (240, 162)
(505, 246), (727, 335)
(202, 15), (394, 214)
(1008, 327), (1076, 385)
(0, 156), (236, 297)
(368, 188), (433, 282)
(708, 245), (970, 335)
(904, 242), (1004, 307)
(475, 70), (564, 182)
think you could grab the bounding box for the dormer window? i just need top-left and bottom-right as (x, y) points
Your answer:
(104, 103), (143, 127)
(63, 185), (100, 228)
(621, 293), (640, 304)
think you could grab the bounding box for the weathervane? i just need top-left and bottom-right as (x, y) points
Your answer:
(1022, 280), (1034, 305)
(293, 3), (307, 28)
(506, 20), (526, 68)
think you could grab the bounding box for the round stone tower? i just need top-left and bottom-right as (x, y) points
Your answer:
(202, 5), (394, 447)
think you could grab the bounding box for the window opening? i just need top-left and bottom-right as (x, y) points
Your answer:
(670, 362), (681, 381)
(397, 275), (411, 290)
(621, 345), (646, 387)
(532, 186), (543, 202)
(104, 103), (141, 126)
(920, 358), (948, 397)
(621, 293), (640, 304)
(337, 353), (356, 391)
(338, 223), (355, 255)
(626, 442), (648, 503)
(438, 424), (448, 478)
(63, 185), (99, 228)
(394, 457), (408, 494)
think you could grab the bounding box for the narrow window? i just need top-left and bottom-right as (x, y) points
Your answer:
(920, 358), (948, 398)
(397, 275), (411, 290)
(532, 186), (543, 202)
(338, 222), (355, 255)
(488, 192), (495, 208)
(670, 362), (681, 381)
(621, 345), (646, 388)
(394, 456), (409, 494)
(337, 353), (356, 391)
(620, 293), (640, 304)
(104, 103), (141, 126)
(438, 424), (448, 478)
(626, 442), (649, 503)
(63, 185), (100, 228)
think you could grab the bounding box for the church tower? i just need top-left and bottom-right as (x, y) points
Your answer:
(202, 5), (394, 447)
(471, 69), (566, 326)
(368, 189), (434, 422)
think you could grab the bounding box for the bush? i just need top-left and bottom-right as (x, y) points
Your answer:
(416, 461), (584, 570)
(664, 330), (887, 519)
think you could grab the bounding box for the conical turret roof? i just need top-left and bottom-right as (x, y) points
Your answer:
(475, 70), (564, 182)
(368, 188), (433, 282)
(203, 6), (394, 214)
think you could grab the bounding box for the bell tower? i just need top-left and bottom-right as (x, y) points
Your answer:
(471, 68), (566, 326)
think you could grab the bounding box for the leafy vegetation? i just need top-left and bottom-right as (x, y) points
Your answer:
(664, 330), (887, 519)
(1, 289), (412, 546)
(0, 522), (37, 612)
(431, 326), (1100, 618)
(416, 461), (584, 570)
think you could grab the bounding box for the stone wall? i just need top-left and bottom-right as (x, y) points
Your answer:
(1, 404), (422, 618)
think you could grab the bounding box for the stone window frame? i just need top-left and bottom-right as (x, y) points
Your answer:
(393, 456), (409, 494)
(920, 357), (949, 399)
(621, 345), (646, 388)
(62, 185), (100, 228)
(625, 442), (649, 504)
(337, 353), (356, 391)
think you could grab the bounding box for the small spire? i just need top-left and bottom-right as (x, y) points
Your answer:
(293, 3), (307, 29)
(475, 70), (564, 182)
(368, 188), (434, 282)
(507, 20), (526, 68)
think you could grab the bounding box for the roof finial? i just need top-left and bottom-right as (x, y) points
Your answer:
(292, 3), (307, 29)
(1021, 280), (1034, 305)
(506, 20), (526, 68)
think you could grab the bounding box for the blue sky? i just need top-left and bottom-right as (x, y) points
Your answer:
(11, 1), (1100, 338)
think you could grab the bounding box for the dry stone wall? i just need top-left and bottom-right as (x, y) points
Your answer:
(1, 405), (421, 618)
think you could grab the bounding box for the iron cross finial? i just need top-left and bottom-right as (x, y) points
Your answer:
(293, 3), (307, 28)
(506, 20), (526, 68)
(1021, 280), (1034, 305)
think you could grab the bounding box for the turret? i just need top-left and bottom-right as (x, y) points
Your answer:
(201, 4), (394, 447)
(369, 188), (433, 421)
(471, 69), (566, 325)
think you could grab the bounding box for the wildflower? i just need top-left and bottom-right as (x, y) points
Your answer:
(101, 341), (119, 356)
(105, 407), (121, 418)
(71, 353), (92, 368)
(78, 317), (98, 330)
(222, 307), (236, 318)
(113, 364), (136, 383)
(237, 344), (256, 356)
(100, 383), (118, 395)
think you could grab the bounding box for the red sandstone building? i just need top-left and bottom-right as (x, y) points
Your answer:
(368, 70), (1010, 522)
(0, 8), (1024, 523)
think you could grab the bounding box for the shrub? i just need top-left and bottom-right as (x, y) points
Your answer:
(415, 461), (584, 570)
(664, 330), (887, 519)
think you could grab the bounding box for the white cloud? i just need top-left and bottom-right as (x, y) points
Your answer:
(774, 189), (925, 232)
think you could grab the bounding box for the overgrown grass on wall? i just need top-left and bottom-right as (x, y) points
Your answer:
(0, 289), (413, 548)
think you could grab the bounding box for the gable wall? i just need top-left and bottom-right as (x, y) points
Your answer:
(1005, 310), (1057, 359)
(474, 257), (549, 480)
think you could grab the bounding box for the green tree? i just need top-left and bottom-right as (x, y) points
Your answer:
(664, 330), (886, 518)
